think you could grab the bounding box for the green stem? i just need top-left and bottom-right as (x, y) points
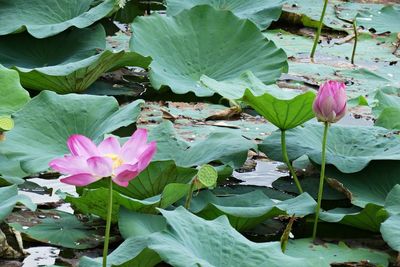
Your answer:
(312, 122), (329, 240)
(102, 178), (113, 267)
(310, 0), (329, 59)
(351, 20), (358, 65)
(184, 179), (196, 209)
(280, 214), (296, 253)
(281, 130), (303, 194)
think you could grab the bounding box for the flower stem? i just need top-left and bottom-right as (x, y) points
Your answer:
(281, 130), (303, 194)
(351, 20), (358, 65)
(310, 0), (329, 59)
(312, 122), (329, 240)
(184, 178), (196, 209)
(102, 178), (113, 267)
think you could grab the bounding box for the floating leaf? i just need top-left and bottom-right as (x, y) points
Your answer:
(166, 0), (284, 30)
(356, 5), (400, 34)
(260, 123), (400, 173)
(9, 210), (102, 249)
(285, 238), (389, 266)
(130, 5), (288, 96)
(0, 0), (118, 38)
(242, 89), (315, 130)
(0, 91), (143, 174)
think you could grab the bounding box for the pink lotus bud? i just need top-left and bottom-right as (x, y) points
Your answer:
(313, 80), (347, 123)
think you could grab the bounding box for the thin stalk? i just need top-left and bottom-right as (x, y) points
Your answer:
(310, 0), (329, 59)
(351, 20), (358, 64)
(312, 122), (329, 240)
(102, 178), (113, 267)
(281, 130), (303, 194)
(184, 179), (196, 209)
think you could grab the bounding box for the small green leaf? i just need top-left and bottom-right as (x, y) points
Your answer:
(0, 115), (14, 131)
(242, 89), (315, 130)
(197, 164), (218, 188)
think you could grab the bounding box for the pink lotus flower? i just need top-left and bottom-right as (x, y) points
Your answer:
(49, 129), (156, 187)
(313, 80), (347, 123)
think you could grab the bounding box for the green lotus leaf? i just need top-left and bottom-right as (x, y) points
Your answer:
(0, 155), (27, 184)
(285, 239), (389, 266)
(265, 29), (399, 63)
(319, 205), (386, 232)
(384, 185), (400, 216)
(0, 65), (30, 116)
(87, 161), (197, 200)
(375, 107), (400, 130)
(282, 0), (351, 31)
(130, 5), (288, 96)
(189, 190), (316, 230)
(166, 0), (284, 30)
(146, 121), (257, 168)
(66, 183), (191, 222)
(242, 89), (315, 130)
(326, 161), (400, 208)
(81, 207), (313, 267)
(356, 5), (400, 34)
(260, 123), (400, 173)
(0, 25), (129, 93)
(9, 210), (103, 249)
(372, 89), (400, 117)
(0, 91), (144, 174)
(381, 215), (400, 252)
(0, 0), (118, 38)
(200, 71), (282, 100)
(0, 185), (36, 222)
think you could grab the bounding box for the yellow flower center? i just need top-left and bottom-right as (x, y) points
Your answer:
(105, 153), (124, 169)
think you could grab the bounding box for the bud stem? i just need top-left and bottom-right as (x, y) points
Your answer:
(281, 130), (303, 194)
(312, 122), (329, 240)
(103, 177), (113, 267)
(185, 178), (196, 209)
(351, 20), (358, 65)
(310, 0), (329, 59)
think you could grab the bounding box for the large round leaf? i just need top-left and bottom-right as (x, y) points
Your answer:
(0, 91), (144, 174)
(81, 207), (313, 267)
(326, 161), (400, 208)
(166, 0), (284, 30)
(356, 5), (400, 34)
(285, 239), (389, 266)
(130, 5), (288, 96)
(0, 0), (118, 38)
(0, 25), (125, 93)
(0, 65), (29, 116)
(260, 123), (400, 173)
